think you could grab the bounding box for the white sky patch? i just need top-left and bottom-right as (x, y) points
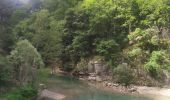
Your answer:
(19, 0), (29, 4)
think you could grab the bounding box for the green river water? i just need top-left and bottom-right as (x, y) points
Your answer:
(46, 75), (153, 100)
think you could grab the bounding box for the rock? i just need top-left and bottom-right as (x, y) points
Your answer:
(103, 81), (108, 87)
(79, 71), (85, 75)
(88, 61), (95, 73)
(94, 61), (103, 75)
(113, 83), (119, 87)
(89, 73), (96, 77)
(39, 83), (46, 89)
(38, 89), (65, 100)
(88, 76), (96, 81)
(103, 82), (113, 87)
(96, 76), (102, 82)
(79, 78), (85, 81)
(129, 41), (134, 45)
(128, 87), (137, 93)
(107, 82), (112, 87)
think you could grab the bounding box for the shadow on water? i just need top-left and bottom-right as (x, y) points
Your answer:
(46, 74), (153, 100)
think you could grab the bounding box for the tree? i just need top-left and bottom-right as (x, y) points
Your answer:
(0, 55), (11, 87)
(0, 0), (16, 53)
(9, 40), (44, 86)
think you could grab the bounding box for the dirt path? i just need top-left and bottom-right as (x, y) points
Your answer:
(37, 89), (65, 100)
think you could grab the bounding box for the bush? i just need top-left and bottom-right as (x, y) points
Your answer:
(74, 59), (88, 72)
(144, 50), (170, 79)
(6, 92), (24, 100)
(20, 85), (37, 98)
(96, 39), (120, 57)
(113, 63), (135, 86)
(63, 62), (74, 72)
(6, 85), (37, 100)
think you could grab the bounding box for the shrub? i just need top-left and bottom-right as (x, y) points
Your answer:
(75, 59), (88, 72)
(144, 50), (170, 78)
(6, 85), (37, 100)
(20, 85), (37, 98)
(128, 48), (142, 57)
(96, 39), (120, 57)
(113, 63), (135, 86)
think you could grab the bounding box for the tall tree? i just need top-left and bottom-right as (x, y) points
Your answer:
(9, 40), (44, 85)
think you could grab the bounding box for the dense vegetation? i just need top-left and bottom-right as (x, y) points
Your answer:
(0, 0), (170, 99)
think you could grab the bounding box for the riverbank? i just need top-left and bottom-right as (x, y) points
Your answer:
(37, 72), (152, 100)
(83, 78), (170, 100)
(52, 69), (170, 100)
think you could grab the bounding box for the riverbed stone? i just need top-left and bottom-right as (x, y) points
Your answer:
(113, 83), (119, 87)
(96, 76), (102, 82)
(88, 76), (96, 81)
(128, 87), (137, 93)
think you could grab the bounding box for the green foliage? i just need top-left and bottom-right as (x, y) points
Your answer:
(19, 85), (37, 98)
(114, 63), (135, 86)
(128, 48), (142, 57)
(37, 68), (51, 83)
(145, 51), (170, 76)
(1, 0), (170, 86)
(9, 40), (44, 85)
(14, 9), (65, 64)
(96, 40), (120, 56)
(0, 55), (11, 86)
(9, 40), (44, 68)
(74, 59), (88, 72)
(6, 85), (37, 100)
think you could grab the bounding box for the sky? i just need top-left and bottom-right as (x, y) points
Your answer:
(18, 0), (29, 4)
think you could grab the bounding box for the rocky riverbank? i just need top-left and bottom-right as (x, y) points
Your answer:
(56, 68), (170, 100)
(81, 76), (139, 95)
(78, 73), (170, 100)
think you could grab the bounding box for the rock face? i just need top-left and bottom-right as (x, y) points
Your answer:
(94, 61), (104, 75)
(88, 60), (107, 75)
(163, 70), (170, 86)
(88, 61), (95, 73)
(87, 59), (108, 83)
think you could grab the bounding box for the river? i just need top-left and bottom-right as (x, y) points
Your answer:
(44, 74), (153, 100)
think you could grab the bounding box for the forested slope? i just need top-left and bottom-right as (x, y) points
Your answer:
(0, 0), (170, 99)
